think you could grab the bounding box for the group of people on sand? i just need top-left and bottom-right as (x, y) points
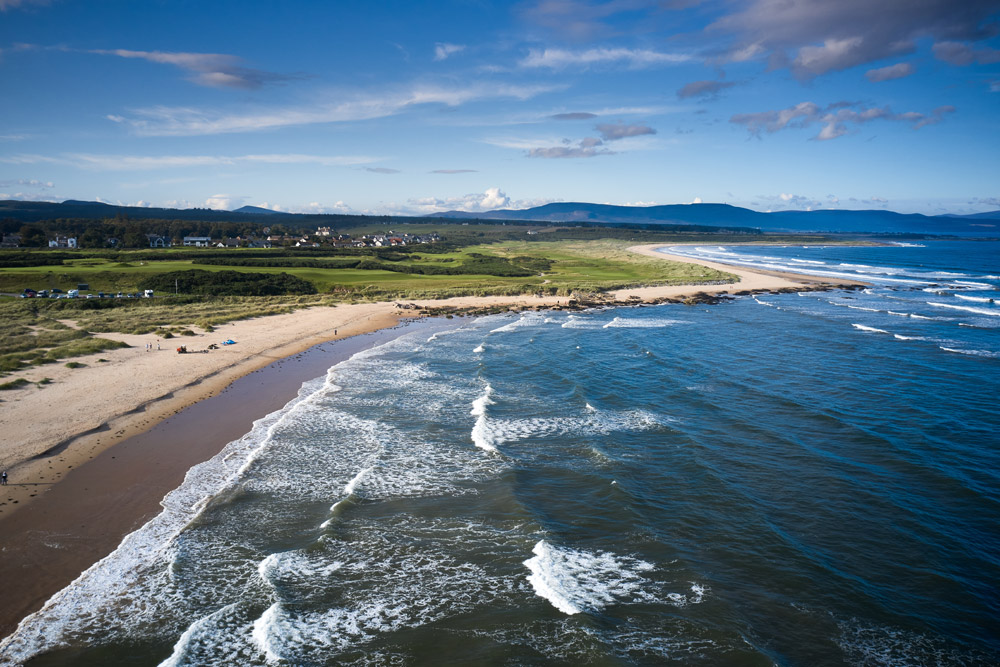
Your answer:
(144, 341), (161, 352)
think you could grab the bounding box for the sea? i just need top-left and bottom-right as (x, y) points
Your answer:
(2, 240), (998, 666)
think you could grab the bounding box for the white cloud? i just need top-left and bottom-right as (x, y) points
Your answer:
(93, 196), (154, 207)
(105, 82), (558, 136)
(865, 62), (915, 82)
(731, 101), (956, 140)
(90, 49), (297, 89)
(0, 0), (49, 11)
(0, 192), (57, 202)
(0, 178), (53, 189)
(519, 47), (690, 69)
(407, 187), (555, 214)
(205, 194), (246, 210)
(527, 139), (614, 158)
(0, 153), (381, 170)
(595, 121), (656, 141)
(434, 43), (466, 61)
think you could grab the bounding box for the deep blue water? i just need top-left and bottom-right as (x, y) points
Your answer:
(4, 241), (998, 666)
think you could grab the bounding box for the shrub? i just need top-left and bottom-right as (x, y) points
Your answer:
(139, 270), (317, 296)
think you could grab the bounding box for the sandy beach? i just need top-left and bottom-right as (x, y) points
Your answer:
(0, 246), (853, 515)
(0, 246), (861, 638)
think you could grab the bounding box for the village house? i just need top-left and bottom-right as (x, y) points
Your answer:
(182, 236), (213, 247)
(1, 233), (22, 248)
(146, 234), (171, 248)
(48, 236), (78, 249)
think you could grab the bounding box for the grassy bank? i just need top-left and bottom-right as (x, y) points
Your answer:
(0, 239), (735, 375)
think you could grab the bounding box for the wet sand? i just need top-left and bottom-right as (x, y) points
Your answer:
(0, 318), (456, 639)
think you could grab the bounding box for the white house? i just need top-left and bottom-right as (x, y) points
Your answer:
(48, 236), (77, 249)
(183, 236), (213, 247)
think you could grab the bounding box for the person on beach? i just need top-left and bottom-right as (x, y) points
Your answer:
(2, 470), (7, 485)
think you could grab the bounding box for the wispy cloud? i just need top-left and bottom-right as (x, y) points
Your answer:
(365, 167), (401, 174)
(865, 62), (915, 82)
(932, 41), (1000, 66)
(517, 0), (669, 41)
(0, 192), (58, 202)
(528, 136), (614, 158)
(731, 101), (956, 140)
(498, 120), (657, 159)
(105, 83), (559, 136)
(520, 47), (690, 69)
(408, 187), (554, 214)
(431, 169), (478, 174)
(0, 178), (53, 188)
(551, 112), (598, 120)
(677, 79), (738, 99)
(0, 0), (49, 11)
(0, 153), (381, 170)
(434, 43), (466, 61)
(595, 121), (656, 140)
(90, 49), (299, 89)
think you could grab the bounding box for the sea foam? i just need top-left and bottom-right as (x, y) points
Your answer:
(928, 302), (999, 317)
(851, 324), (890, 334)
(523, 540), (654, 615)
(471, 384), (498, 453)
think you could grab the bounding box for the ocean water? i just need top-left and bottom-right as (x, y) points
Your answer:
(3, 241), (998, 666)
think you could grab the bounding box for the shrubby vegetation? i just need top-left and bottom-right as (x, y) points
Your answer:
(193, 252), (551, 277)
(139, 270), (317, 296)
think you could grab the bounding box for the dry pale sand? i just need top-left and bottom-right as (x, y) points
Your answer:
(0, 246), (858, 515)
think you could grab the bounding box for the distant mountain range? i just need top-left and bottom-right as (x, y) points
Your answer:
(231, 205), (287, 216)
(434, 202), (1000, 235)
(1, 199), (998, 236)
(0, 199), (296, 224)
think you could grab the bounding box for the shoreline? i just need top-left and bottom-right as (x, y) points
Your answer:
(0, 246), (861, 639)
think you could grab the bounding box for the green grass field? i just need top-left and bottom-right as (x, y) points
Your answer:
(0, 239), (735, 375)
(0, 240), (731, 296)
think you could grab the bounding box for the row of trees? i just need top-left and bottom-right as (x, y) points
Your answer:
(2, 215), (310, 249)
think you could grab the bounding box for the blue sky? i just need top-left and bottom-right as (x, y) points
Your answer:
(2, 0), (998, 216)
